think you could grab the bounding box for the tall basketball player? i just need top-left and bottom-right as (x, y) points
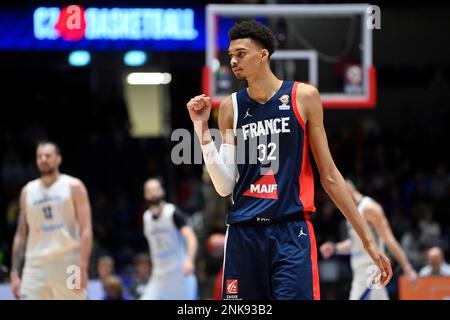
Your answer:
(10, 141), (92, 299)
(187, 20), (392, 300)
(320, 180), (418, 300)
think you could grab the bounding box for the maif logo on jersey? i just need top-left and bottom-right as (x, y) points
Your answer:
(226, 279), (238, 295)
(278, 94), (290, 110)
(243, 170), (278, 200)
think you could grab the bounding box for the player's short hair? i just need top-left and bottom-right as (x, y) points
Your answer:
(37, 140), (61, 155)
(145, 176), (166, 190)
(229, 20), (278, 56)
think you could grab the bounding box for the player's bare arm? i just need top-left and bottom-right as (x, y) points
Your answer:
(180, 225), (198, 275)
(364, 203), (418, 284)
(217, 96), (235, 145)
(10, 187), (28, 299)
(70, 178), (92, 291)
(298, 83), (392, 285)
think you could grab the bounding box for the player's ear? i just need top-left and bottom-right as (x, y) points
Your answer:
(260, 49), (269, 61)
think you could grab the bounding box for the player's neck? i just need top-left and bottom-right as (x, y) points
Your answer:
(246, 71), (282, 104)
(41, 171), (60, 187)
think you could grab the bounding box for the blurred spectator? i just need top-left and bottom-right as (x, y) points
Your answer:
(419, 247), (450, 276)
(86, 255), (118, 300)
(128, 253), (151, 299)
(97, 255), (115, 283)
(103, 275), (128, 300)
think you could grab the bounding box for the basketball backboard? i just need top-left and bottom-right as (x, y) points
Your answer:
(204, 4), (377, 109)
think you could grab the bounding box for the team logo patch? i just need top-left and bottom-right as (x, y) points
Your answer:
(226, 279), (238, 295)
(278, 94), (290, 110)
(244, 107), (252, 119)
(243, 169), (278, 200)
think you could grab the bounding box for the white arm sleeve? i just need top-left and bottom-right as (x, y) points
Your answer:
(201, 141), (237, 197)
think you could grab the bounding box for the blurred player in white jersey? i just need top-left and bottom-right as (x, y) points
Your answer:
(10, 141), (92, 299)
(140, 177), (198, 300)
(320, 180), (418, 300)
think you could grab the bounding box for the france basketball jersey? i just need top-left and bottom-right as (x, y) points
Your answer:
(222, 81), (320, 300)
(229, 80), (315, 224)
